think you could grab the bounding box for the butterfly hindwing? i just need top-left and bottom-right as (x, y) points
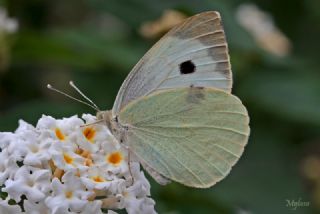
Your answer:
(118, 87), (249, 188)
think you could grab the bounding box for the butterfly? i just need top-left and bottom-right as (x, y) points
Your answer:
(94, 11), (250, 188)
(51, 11), (250, 188)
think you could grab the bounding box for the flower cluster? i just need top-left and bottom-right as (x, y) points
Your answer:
(0, 114), (156, 214)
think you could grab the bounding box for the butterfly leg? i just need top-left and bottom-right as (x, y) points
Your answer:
(126, 146), (135, 186)
(80, 119), (104, 127)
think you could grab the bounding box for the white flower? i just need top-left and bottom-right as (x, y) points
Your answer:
(4, 120), (38, 162)
(0, 131), (26, 161)
(24, 200), (49, 214)
(0, 149), (19, 185)
(23, 137), (51, 166)
(117, 163), (156, 214)
(17, 128), (52, 166)
(37, 115), (84, 140)
(76, 114), (113, 153)
(93, 141), (129, 175)
(75, 125), (102, 153)
(3, 166), (51, 202)
(80, 200), (103, 214)
(81, 114), (97, 123)
(50, 142), (87, 172)
(80, 166), (117, 190)
(0, 199), (22, 214)
(15, 119), (35, 133)
(37, 115), (84, 132)
(0, 132), (15, 149)
(0, 120), (32, 148)
(45, 172), (92, 213)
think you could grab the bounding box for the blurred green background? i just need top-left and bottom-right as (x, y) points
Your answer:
(0, 0), (320, 213)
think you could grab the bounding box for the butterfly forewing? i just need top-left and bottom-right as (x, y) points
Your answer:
(118, 87), (249, 188)
(113, 11), (232, 115)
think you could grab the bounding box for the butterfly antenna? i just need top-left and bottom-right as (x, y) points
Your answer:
(47, 84), (99, 111)
(69, 81), (100, 111)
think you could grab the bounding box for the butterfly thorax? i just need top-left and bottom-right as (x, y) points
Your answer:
(97, 110), (127, 145)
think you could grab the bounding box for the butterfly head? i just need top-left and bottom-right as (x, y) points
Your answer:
(97, 110), (121, 135)
(97, 110), (112, 128)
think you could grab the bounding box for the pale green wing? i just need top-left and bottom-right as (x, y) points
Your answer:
(113, 11), (232, 115)
(119, 87), (249, 188)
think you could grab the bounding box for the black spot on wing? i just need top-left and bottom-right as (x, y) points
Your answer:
(180, 60), (196, 74)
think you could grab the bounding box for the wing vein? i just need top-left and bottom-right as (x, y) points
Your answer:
(166, 31), (226, 57)
(213, 144), (241, 158)
(129, 132), (175, 179)
(130, 129), (206, 185)
(138, 125), (249, 136)
(181, 137), (228, 176)
(173, 17), (220, 36)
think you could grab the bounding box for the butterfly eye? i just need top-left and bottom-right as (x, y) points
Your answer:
(179, 60), (196, 74)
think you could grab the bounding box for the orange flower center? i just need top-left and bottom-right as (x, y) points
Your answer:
(83, 127), (96, 142)
(107, 151), (123, 165)
(55, 128), (65, 141)
(65, 191), (73, 199)
(63, 153), (73, 164)
(92, 176), (105, 183)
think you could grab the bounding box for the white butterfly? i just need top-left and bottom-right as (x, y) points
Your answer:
(98, 11), (250, 188)
(50, 11), (250, 188)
